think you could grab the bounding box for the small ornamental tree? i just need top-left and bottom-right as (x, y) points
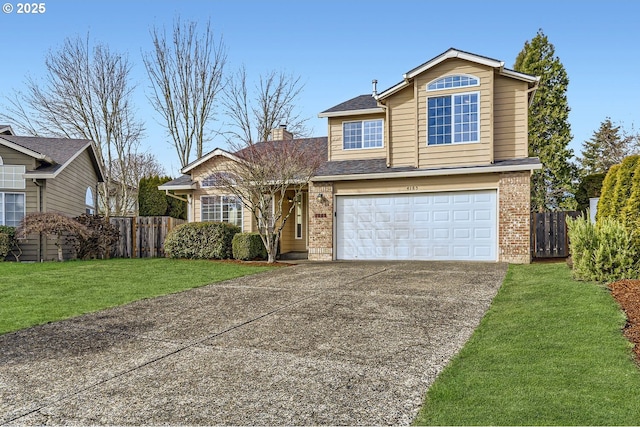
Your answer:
(17, 212), (89, 261)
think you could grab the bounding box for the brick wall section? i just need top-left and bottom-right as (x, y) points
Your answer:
(308, 181), (334, 260)
(499, 171), (531, 264)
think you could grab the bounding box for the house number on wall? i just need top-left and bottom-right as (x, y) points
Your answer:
(406, 186), (419, 191)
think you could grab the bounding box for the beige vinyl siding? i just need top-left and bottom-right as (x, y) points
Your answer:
(327, 113), (386, 161)
(190, 158), (252, 231)
(333, 173), (500, 196)
(415, 59), (494, 168)
(279, 191), (307, 253)
(494, 76), (529, 160)
(386, 86), (416, 167)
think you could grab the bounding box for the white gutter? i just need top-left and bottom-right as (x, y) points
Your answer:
(312, 161), (542, 182)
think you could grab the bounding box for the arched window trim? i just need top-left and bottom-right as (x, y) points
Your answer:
(0, 155), (3, 165)
(85, 187), (95, 215)
(426, 74), (480, 92)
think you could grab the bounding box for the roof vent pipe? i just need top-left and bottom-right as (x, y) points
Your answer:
(372, 79), (378, 97)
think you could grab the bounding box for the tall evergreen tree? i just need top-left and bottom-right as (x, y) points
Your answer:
(514, 29), (577, 212)
(580, 118), (635, 175)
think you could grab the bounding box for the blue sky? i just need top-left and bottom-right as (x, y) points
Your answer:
(1, 0), (638, 176)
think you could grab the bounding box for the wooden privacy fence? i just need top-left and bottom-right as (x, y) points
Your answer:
(109, 216), (185, 258)
(531, 211), (580, 259)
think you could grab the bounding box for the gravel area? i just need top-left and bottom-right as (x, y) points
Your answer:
(0, 261), (506, 425)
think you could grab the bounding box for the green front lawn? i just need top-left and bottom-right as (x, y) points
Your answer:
(0, 258), (274, 335)
(415, 263), (640, 425)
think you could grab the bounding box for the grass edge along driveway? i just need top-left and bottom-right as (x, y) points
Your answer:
(0, 258), (274, 335)
(414, 262), (640, 426)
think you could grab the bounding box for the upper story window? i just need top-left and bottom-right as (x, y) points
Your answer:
(427, 74), (479, 91)
(427, 92), (479, 145)
(0, 165), (26, 189)
(343, 119), (383, 150)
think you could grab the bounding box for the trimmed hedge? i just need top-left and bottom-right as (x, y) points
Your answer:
(164, 222), (240, 259)
(232, 232), (267, 261)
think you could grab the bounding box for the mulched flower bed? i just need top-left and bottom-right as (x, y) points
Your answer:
(609, 279), (640, 361)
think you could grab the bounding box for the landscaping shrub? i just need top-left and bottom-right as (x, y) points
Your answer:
(70, 214), (119, 260)
(232, 232), (267, 261)
(164, 222), (240, 259)
(568, 214), (640, 282)
(610, 155), (639, 219)
(596, 164), (620, 222)
(0, 226), (15, 261)
(138, 175), (187, 219)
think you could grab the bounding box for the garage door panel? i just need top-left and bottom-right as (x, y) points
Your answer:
(336, 190), (496, 261)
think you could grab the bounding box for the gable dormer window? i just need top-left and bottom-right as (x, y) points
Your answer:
(201, 174), (217, 188)
(343, 119), (383, 150)
(427, 74), (480, 145)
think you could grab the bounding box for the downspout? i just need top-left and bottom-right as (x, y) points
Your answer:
(373, 79), (391, 168)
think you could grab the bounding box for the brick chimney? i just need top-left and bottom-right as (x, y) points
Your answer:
(270, 124), (294, 141)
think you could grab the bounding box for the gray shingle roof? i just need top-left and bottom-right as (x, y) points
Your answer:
(0, 135), (103, 180)
(1, 135), (91, 165)
(320, 95), (378, 114)
(315, 157), (542, 178)
(161, 174), (194, 187)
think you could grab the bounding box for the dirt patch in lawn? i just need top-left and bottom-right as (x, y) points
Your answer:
(609, 279), (640, 361)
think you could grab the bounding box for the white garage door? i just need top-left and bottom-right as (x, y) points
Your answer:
(336, 190), (497, 261)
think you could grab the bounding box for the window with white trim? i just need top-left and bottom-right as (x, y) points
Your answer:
(201, 195), (243, 228)
(343, 119), (383, 149)
(427, 74), (479, 91)
(427, 92), (479, 145)
(85, 187), (95, 215)
(295, 196), (303, 239)
(0, 192), (25, 227)
(0, 165), (26, 189)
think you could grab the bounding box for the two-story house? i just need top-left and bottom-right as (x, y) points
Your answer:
(160, 48), (541, 263)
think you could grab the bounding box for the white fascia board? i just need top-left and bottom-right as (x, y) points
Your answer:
(158, 183), (196, 191)
(312, 161), (542, 182)
(404, 49), (502, 81)
(318, 107), (385, 118)
(376, 81), (410, 100)
(181, 148), (242, 174)
(500, 68), (540, 84)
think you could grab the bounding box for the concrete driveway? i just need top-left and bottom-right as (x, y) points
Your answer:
(1, 261), (506, 426)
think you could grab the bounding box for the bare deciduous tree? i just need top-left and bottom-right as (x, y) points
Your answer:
(143, 17), (227, 167)
(212, 138), (325, 263)
(0, 35), (144, 218)
(223, 66), (309, 144)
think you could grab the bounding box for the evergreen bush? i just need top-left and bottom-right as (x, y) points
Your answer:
(232, 233), (267, 261)
(568, 214), (639, 282)
(596, 164), (620, 222)
(0, 226), (15, 261)
(164, 222), (240, 259)
(575, 173), (605, 212)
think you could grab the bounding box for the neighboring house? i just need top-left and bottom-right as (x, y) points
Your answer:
(0, 129), (104, 261)
(160, 48), (541, 263)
